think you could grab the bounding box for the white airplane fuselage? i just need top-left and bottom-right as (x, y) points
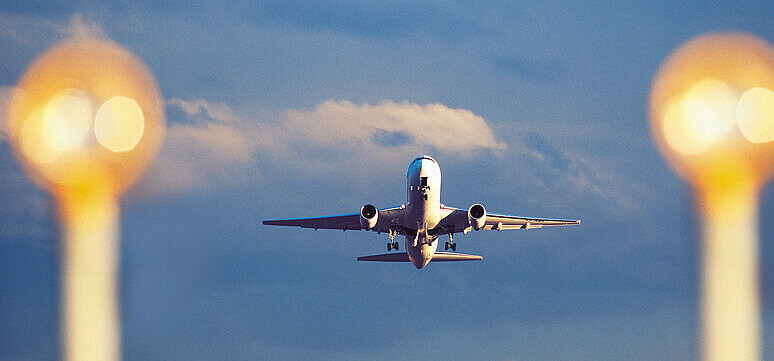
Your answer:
(404, 156), (443, 268)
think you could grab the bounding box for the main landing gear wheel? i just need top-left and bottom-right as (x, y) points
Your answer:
(445, 233), (457, 251)
(387, 229), (399, 251)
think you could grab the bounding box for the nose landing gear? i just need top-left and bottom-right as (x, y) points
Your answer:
(444, 233), (456, 251)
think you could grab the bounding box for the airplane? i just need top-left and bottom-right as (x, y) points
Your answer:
(263, 155), (580, 269)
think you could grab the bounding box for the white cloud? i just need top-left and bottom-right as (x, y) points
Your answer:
(0, 13), (106, 47)
(55, 14), (106, 40)
(284, 100), (507, 154)
(168, 98), (238, 124)
(0, 86), (15, 142)
(139, 98), (507, 195)
(0, 14), (55, 46)
(133, 97), (650, 215)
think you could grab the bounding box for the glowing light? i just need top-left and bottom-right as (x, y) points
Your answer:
(662, 79), (737, 155)
(6, 39), (165, 361)
(649, 32), (774, 361)
(95, 96), (145, 152)
(7, 39), (165, 194)
(42, 89), (93, 151)
(21, 109), (61, 164)
(737, 87), (774, 143)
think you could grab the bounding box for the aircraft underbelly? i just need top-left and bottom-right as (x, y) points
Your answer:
(405, 235), (438, 269)
(404, 205), (440, 269)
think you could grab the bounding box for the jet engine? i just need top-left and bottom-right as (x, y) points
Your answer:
(359, 204), (378, 230)
(468, 203), (486, 230)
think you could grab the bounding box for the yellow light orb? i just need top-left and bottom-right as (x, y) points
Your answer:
(661, 79), (738, 156)
(20, 109), (61, 165)
(94, 96), (145, 153)
(737, 87), (774, 144)
(649, 33), (774, 189)
(7, 39), (165, 195)
(41, 89), (93, 152)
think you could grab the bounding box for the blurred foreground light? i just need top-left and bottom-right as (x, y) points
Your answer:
(649, 33), (774, 361)
(95, 96), (145, 152)
(7, 39), (165, 361)
(737, 87), (774, 143)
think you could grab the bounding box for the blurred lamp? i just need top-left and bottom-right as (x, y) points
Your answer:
(649, 33), (774, 361)
(7, 40), (165, 361)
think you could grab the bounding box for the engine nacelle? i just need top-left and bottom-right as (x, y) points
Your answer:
(468, 203), (486, 230)
(359, 204), (378, 230)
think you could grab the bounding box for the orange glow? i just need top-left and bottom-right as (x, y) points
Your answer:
(649, 33), (774, 361)
(7, 39), (165, 194)
(7, 39), (165, 361)
(649, 33), (774, 189)
(20, 109), (60, 164)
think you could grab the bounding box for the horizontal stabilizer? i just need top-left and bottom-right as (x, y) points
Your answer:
(357, 252), (410, 262)
(431, 252), (482, 261)
(357, 252), (482, 262)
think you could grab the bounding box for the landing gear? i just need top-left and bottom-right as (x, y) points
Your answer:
(387, 229), (399, 252)
(444, 233), (456, 251)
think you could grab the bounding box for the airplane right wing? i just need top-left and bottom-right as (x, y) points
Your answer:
(263, 205), (407, 234)
(435, 206), (580, 234)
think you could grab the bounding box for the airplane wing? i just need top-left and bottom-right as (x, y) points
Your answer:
(435, 207), (580, 235)
(262, 206), (406, 234)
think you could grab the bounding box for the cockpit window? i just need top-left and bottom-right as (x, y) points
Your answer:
(420, 177), (428, 187)
(412, 155), (437, 164)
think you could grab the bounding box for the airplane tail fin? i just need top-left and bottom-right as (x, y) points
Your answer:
(356, 252), (482, 262)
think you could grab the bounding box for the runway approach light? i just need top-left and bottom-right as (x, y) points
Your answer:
(7, 40), (165, 361)
(649, 33), (774, 361)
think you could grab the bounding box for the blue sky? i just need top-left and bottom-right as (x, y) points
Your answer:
(1, 1), (773, 360)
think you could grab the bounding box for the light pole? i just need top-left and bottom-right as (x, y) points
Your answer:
(7, 39), (165, 361)
(649, 33), (774, 361)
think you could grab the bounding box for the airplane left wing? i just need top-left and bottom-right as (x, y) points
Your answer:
(263, 206), (406, 234)
(483, 213), (580, 230)
(435, 207), (580, 234)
